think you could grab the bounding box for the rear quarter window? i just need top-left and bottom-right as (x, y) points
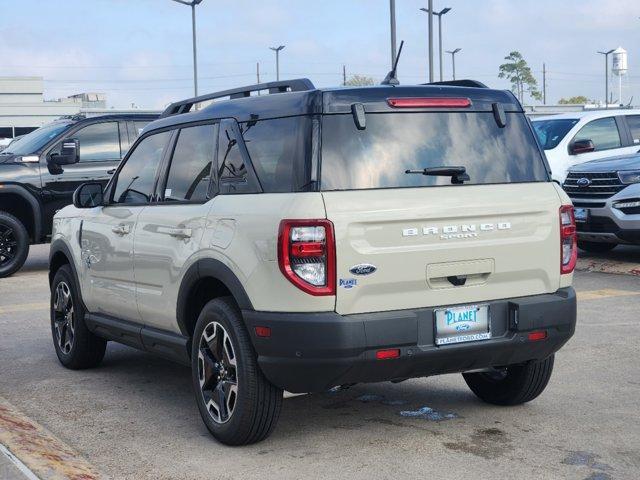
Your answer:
(320, 112), (548, 190)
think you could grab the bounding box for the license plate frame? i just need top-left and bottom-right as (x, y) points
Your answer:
(434, 304), (491, 346)
(574, 207), (589, 223)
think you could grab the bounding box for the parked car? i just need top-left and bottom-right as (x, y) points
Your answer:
(0, 113), (158, 277)
(49, 78), (576, 446)
(532, 109), (640, 182)
(563, 153), (640, 252)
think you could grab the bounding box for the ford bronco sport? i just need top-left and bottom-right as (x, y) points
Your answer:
(49, 78), (577, 446)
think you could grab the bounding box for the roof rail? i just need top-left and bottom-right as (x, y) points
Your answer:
(426, 79), (488, 88)
(160, 78), (316, 118)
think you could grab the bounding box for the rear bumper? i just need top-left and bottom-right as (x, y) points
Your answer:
(243, 287), (576, 393)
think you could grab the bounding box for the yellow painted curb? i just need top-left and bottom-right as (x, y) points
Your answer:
(577, 288), (640, 301)
(0, 398), (102, 480)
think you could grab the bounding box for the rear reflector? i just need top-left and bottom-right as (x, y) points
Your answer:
(387, 97), (471, 108)
(376, 349), (400, 360)
(528, 330), (547, 341)
(254, 326), (271, 338)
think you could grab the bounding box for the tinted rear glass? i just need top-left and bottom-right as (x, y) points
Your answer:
(321, 112), (548, 190)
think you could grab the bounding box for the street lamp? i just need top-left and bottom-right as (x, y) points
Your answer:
(420, 6), (451, 82)
(446, 48), (461, 80)
(170, 0), (204, 98)
(270, 45), (285, 81)
(597, 49), (615, 108)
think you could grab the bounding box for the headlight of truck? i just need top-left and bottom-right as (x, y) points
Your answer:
(618, 170), (640, 184)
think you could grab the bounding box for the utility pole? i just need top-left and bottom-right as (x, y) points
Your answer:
(343, 65), (347, 86)
(170, 0), (204, 97)
(543, 64), (547, 104)
(270, 45), (285, 81)
(598, 49), (615, 108)
(446, 48), (461, 80)
(390, 0), (397, 68)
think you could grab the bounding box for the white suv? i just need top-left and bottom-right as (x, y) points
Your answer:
(532, 109), (640, 182)
(49, 79), (577, 445)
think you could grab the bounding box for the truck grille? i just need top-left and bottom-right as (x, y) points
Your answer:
(563, 171), (626, 199)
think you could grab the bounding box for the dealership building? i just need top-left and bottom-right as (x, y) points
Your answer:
(0, 76), (157, 140)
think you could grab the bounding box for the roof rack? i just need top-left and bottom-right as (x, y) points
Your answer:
(426, 79), (488, 88)
(160, 78), (316, 118)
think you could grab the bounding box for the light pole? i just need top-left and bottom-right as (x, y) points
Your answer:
(171, 0), (204, 97)
(390, 0), (397, 68)
(421, 6), (451, 82)
(270, 45), (285, 81)
(446, 48), (461, 80)
(597, 49), (615, 108)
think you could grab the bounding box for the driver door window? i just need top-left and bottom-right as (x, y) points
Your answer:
(573, 117), (621, 151)
(75, 122), (121, 162)
(111, 131), (171, 204)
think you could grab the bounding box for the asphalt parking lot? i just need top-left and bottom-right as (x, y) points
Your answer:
(1, 245), (639, 480)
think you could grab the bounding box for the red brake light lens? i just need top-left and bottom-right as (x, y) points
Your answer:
(528, 330), (548, 341)
(560, 205), (577, 274)
(278, 219), (336, 296)
(254, 326), (271, 338)
(376, 349), (400, 360)
(387, 97), (471, 108)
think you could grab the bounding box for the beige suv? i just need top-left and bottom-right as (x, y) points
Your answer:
(49, 79), (577, 445)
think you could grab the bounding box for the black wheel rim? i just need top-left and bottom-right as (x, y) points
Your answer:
(198, 321), (238, 424)
(0, 224), (18, 266)
(53, 281), (75, 354)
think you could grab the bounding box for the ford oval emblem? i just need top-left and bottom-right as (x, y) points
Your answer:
(577, 177), (591, 188)
(349, 264), (377, 276)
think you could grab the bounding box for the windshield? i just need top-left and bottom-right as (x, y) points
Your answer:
(532, 118), (579, 150)
(321, 112), (548, 190)
(1, 122), (73, 156)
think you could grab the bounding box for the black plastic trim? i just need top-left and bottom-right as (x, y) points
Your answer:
(0, 184), (43, 242)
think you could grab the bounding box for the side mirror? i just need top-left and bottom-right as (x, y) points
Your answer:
(49, 138), (79, 165)
(569, 139), (595, 155)
(73, 182), (103, 209)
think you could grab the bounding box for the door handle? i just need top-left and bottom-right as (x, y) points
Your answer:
(111, 224), (131, 236)
(167, 228), (192, 239)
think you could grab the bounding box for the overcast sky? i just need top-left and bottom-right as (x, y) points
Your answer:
(2, 0), (640, 109)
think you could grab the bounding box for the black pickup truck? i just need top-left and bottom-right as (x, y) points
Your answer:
(0, 113), (157, 277)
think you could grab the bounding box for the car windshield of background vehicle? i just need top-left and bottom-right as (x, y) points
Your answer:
(1, 122), (72, 156)
(532, 118), (579, 150)
(321, 112), (548, 190)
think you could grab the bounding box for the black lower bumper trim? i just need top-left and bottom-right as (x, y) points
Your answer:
(243, 287), (577, 393)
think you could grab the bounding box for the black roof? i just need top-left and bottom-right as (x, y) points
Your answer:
(146, 78), (522, 133)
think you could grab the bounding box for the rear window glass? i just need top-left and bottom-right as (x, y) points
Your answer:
(321, 112), (548, 190)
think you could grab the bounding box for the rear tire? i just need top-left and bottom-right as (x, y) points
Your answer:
(577, 241), (616, 253)
(462, 355), (555, 406)
(191, 297), (283, 446)
(0, 211), (29, 278)
(51, 265), (107, 369)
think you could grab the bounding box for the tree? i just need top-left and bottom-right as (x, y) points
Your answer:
(345, 75), (375, 86)
(558, 96), (590, 105)
(498, 51), (542, 103)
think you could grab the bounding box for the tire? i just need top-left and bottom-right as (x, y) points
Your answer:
(51, 265), (107, 369)
(0, 211), (30, 278)
(577, 241), (616, 253)
(462, 355), (555, 406)
(191, 297), (283, 446)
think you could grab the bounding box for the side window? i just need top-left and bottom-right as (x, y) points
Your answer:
(626, 115), (640, 145)
(573, 117), (621, 151)
(217, 120), (260, 194)
(111, 131), (171, 204)
(74, 122), (121, 162)
(134, 121), (150, 136)
(242, 116), (311, 192)
(163, 124), (216, 202)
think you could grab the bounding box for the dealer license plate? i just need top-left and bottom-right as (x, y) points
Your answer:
(434, 304), (491, 346)
(574, 208), (588, 223)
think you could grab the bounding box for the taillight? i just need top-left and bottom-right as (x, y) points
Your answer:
(387, 97), (471, 108)
(560, 205), (577, 274)
(278, 219), (336, 296)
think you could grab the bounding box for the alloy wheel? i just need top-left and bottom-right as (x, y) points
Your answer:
(197, 321), (238, 424)
(53, 281), (75, 354)
(0, 224), (17, 266)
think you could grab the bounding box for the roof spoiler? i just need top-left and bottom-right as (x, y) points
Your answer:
(160, 78), (316, 118)
(425, 79), (488, 88)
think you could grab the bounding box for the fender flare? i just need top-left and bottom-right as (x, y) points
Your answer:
(0, 184), (42, 242)
(176, 258), (253, 336)
(49, 239), (81, 289)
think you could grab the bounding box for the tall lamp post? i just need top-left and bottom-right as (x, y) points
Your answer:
(171, 0), (204, 97)
(446, 48), (461, 80)
(597, 49), (615, 108)
(420, 6), (451, 82)
(270, 45), (285, 81)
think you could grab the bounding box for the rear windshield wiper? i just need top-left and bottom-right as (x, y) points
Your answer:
(405, 166), (470, 184)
